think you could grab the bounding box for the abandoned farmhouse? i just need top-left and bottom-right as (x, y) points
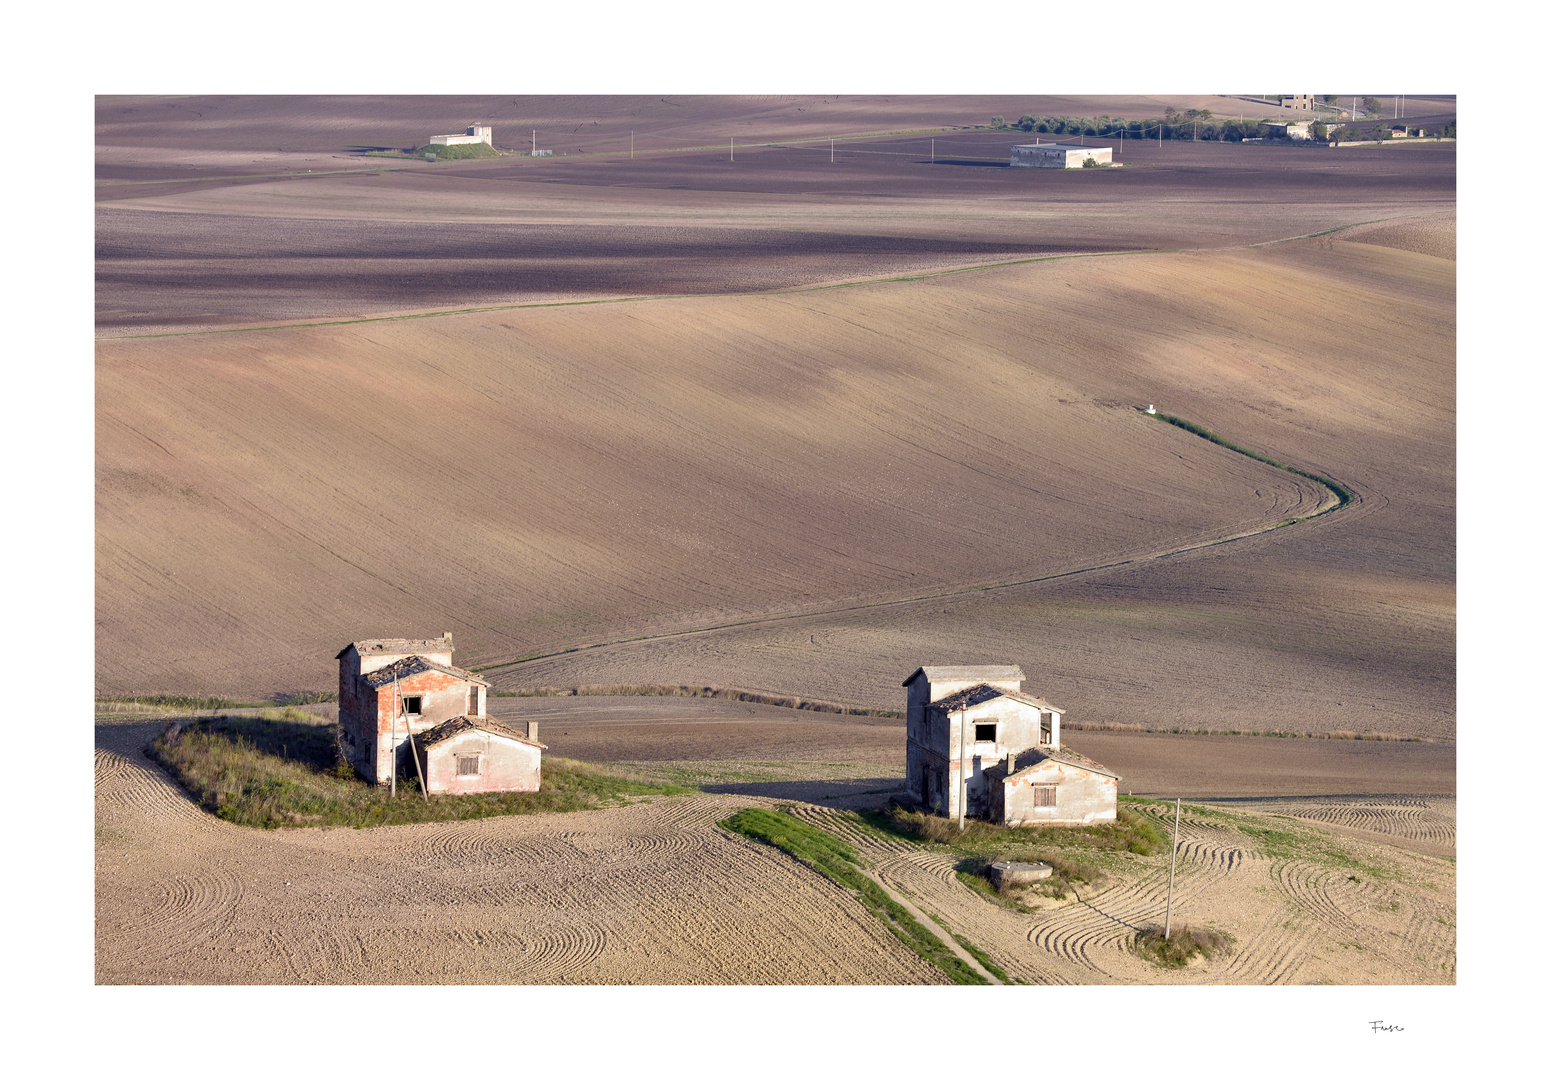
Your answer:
(904, 665), (1119, 826)
(337, 635), (545, 793)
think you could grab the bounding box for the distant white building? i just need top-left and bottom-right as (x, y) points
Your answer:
(1010, 143), (1113, 168)
(430, 124), (493, 147)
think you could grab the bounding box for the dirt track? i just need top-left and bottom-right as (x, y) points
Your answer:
(95, 722), (944, 985)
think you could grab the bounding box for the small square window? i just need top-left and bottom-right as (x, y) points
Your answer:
(457, 754), (481, 777)
(402, 696), (422, 716)
(974, 723), (997, 743)
(1031, 784), (1058, 807)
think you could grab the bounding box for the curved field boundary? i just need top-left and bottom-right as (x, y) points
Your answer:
(94, 215), (1421, 342)
(1146, 410), (1353, 521)
(474, 411), (1352, 681)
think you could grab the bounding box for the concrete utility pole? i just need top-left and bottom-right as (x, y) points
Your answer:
(391, 674), (400, 798)
(931, 137), (934, 162)
(831, 138), (834, 163)
(630, 131), (634, 158)
(956, 702), (968, 831)
(1164, 798), (1181, 938)
(532, 129), (536, 154)
(730, 137), (734, 162)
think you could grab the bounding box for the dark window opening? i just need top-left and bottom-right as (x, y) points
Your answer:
(974, 723), (997, 743)
(1032, 783), (1057, 807)
(457, 755), (481, 777)
(402, 696), (422, 716)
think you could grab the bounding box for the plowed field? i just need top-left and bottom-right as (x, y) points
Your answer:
(97, 714), (1453, 984)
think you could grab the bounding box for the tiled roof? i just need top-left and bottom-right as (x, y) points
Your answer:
(930, 684), (1062, 714)
(361, 654), (490, 688)
(902, 665), (1024, 688)
(1007, 746), (1120, 781)
(415, 715), (546, 750)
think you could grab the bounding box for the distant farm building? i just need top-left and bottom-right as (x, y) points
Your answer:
(337, 634), (542, 792)
(903, 665), (1118, 827)
(1264, 121), (1313, 140)
(1281, 95), (1315, 110)
(1010, 143), (1112, 168)
(1390, 125), (1410, 138)
(430, 124), (493, 147)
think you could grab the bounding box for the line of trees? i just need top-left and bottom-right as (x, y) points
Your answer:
(990, 109), (1275, 143)
(990, 111), (1456, 145)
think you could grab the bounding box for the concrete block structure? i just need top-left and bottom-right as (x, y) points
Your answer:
(1264, 121), (1313, 140)
(430, 124), (493, 147)
(337, 635), (496, 786)
(1010, 143), (1113, 168)
(414, 716), (546, 794)
(1281, 95), (1315, 111)
(903, 665), (1118, 826)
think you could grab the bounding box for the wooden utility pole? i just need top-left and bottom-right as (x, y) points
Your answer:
(408, 730), (429, 804)
(1164, 797), (1181, 938)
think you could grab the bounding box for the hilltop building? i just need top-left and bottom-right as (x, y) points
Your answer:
(1281, 95), (1315, 110)
(1010, 143), (1112, 168)
(430, 124), (493, 147)
(337, 635), (543, 792)
(903, 665), (1118, 827)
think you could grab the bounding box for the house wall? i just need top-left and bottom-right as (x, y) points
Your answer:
(419, 729), (541, 794)
(349, 668), (481, 785)
(996, 760), (1118, 826)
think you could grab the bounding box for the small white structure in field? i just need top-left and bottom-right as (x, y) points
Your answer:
(430, 124), (493, 147)
(1145, 404), (1156, 414)
(1010, 143), (1113, 168)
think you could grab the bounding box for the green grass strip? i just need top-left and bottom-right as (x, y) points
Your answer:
(148, 715), (695, 829)
(1148, 410), (1353, 519)
(720, 808), (987, 984)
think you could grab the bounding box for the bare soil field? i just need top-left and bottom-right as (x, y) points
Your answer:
(97, 130), (1453, 333)
(98, 229), (1453, 738)
(96, 717), (1453, 985)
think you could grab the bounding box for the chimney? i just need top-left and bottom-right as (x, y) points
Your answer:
(526, 721), (539, 742)
(443, 631), (453, 642)
(1007, 749), (1017, 774)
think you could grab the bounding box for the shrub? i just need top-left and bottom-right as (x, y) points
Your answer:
(1132, 924), (1233, 967)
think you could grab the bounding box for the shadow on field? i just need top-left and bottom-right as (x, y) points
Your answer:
(701, 777), (905, 803)
(932, 159), (1010, 168)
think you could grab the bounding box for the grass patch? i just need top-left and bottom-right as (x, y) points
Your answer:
(720, 807), (987, 985)
(1132, 925), (1234, 968)
(148, 715), (694, 829)
(869, 801), (1164, 856)
(98, 693), (246, 713)
(363, 141), (501, 161)
(1147, 410), (1353, 514)
(955, 854), (1108, 908)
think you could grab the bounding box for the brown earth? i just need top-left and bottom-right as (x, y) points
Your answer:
(97, 230), (1453, 737)
(97, 130), (1454, 333)
(96, 713), (1454, 984)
